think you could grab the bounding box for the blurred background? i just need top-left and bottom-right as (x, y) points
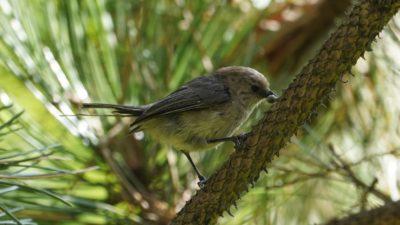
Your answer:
(0, 0), (399, 224)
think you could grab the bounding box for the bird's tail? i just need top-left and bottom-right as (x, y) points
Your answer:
(81, 103), (144, 117)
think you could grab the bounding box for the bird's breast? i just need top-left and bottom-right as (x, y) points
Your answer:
(139, 102), (250, 152)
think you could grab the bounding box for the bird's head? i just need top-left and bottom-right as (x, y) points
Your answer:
(216, 66), (279, 107)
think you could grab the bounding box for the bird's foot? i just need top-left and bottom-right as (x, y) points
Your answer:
(197, 175), (208, 189)
(207, 133), (249, 151)
(232, 133), (248, 150)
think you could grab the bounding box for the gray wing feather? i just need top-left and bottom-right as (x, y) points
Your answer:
(132, 75), (230, 126)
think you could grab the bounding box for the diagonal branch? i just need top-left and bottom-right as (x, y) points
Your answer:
(325, 200), (400, 225)
(171, 1), (400, 224)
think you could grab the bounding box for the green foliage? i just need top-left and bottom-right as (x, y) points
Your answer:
(0, 0), (399, 224)
(0, 105), (133, 224)
(0, 0), (272, 224)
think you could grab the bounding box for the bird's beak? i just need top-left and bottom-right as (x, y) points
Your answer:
(264, 90), (279, 103)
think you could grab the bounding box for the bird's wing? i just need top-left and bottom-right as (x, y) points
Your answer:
(132, 75), (230, 126)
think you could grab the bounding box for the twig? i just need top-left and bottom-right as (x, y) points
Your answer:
(0, 166), (98, 179)
(328, 144), (391, 203)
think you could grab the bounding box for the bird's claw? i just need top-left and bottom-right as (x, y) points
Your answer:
(198, 176), (207, 189)
(207, 133), (249, 150)
(233, 133), (248, 150)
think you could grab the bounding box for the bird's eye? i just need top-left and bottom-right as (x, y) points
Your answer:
(251, 85), (259, 93)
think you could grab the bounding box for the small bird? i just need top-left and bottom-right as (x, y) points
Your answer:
(82, 66), (278, 187)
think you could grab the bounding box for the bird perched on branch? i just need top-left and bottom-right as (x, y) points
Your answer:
(82, 66), (278, 187)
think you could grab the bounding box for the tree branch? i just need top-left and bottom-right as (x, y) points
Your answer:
(325, 200), (400, 225)
(171, 1), (400, 224)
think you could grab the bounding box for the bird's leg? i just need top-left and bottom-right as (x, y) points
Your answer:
(181, 151), (207, 188)
(207, 133), (249, 150)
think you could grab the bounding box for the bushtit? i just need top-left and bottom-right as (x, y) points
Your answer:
(82, 66), (278, 186)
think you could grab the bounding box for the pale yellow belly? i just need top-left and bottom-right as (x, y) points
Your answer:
(139, 105), (249, 152)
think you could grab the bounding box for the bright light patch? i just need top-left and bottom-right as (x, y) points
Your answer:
(223, 29), (234, 42)
(355, 57), (370, 74)
(76, 84), (89, 99)
(134, 131), (144, 140)
(0, 92), (12, 105)
(0, 0), (12, 15)
(259, 20), (281, 31)
(43, 47), (71, 90)
(101, 12), (114, 30)
(10, 18), (27, 41)
(202, 56), (213, 72)
(251, 0), (271, 10)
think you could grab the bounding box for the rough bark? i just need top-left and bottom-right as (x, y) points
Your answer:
(325, 201), (400, 225)
(170, 0), (400, 224)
